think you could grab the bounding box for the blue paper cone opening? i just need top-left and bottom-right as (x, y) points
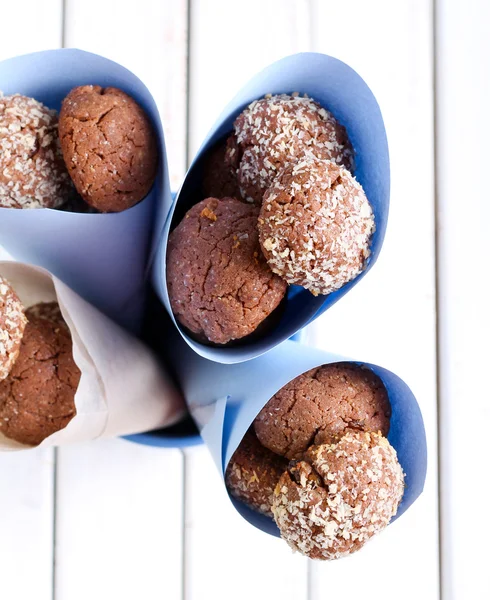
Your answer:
(164, 331), (427, 539)
(152, 53), (390, 363)
(0, 49), (173, 331)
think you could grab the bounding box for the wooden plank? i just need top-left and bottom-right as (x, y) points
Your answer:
(64, 0), (188, 189)
(0, 4), (62, 599)
(55, 6), (189, 599)
(435, 1), (489, 598)
(0, 1), (62, 61)
(183, 447), (308, 600)
(185, 2), (314, 597)
(308, 0), (439, 597)
(55, 439), (184, 600)
(188, 0), (311, 158)
(0, 448), (55, 600)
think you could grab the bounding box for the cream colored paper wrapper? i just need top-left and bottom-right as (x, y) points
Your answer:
(0, 262), (186, 450)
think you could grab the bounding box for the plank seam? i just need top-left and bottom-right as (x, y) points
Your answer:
(52, 448), (59, 600)
(432, 0), (443, 598)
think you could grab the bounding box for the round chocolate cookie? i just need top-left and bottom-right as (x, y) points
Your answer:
(0, 276), (27, 381)
(233, 93), (354, 203)
(202, 135), (241, 200)
(0, 303), (80, 445)
(59, 85), (158, 213)
(254, 363), (391, 460)
(272, 431), (405, 560)
(166, 197), (287, 344)
(259, 157), (374, 296)
(0, 94), (74, 209)
(225, 429), (288, 517)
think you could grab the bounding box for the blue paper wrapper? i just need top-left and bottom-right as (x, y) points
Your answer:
(152, 52), (390, 363)
(165, 328), (427, 538)
(0, 49), (172, 331)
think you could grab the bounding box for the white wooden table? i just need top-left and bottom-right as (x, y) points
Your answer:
(1, 1), (487, 598)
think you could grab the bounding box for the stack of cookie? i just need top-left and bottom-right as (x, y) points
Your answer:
(167, 94), (375, 344)
(225, 363), (405, 560)
(0, 86), (157, 213)
(0, 275), (80, 446)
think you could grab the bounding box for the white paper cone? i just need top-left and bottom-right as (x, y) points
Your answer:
(0, 261), (186, 451)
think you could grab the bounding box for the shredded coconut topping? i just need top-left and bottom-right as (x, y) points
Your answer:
(258, 156), (375, 295)
(0, 275), (27, 381)
(233, 93), (354, 203)
(0, 94), (73, 209)
(272, 430), (405, 560)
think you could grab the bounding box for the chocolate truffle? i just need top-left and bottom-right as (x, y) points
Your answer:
(0, 276), (27, 381)
(59, 85), (158, 213)
(272, 431), (405, 560)
(166, 197), (287, 344)
(234, 93), (353, 203)
(258, 157), (374, 296)
(0, 303), (80, 445)
(225, 429), (288, 517)
(254, 363), (391, 460)
(202, 135), (241, 200)
(0, 94), (74, 209)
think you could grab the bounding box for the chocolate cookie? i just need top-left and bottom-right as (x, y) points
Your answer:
(272, 431), (404, 560)
(225, 429), (288, 517)
(59, 86), (158, 213)
(25, 301), (66, 326)
(0, 303), (80, 445)
(166, 197), (287, 344)
(0, 276), (27, 381)
(254, 363), (391, 460)
(233, 94), (354, 203)
(0, 94), (74, 209)
(202, 135), (241, 200)
(259, 157), (374, 296)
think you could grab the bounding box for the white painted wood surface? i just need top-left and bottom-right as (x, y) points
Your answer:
(55, 440), (184, 600)
(436, 1), (489, 599)
(307, 1), (439, 596)
(3, 0), (486, 598)
(0, 5), (60, 599)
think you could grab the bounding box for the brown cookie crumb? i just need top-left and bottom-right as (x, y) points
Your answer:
(59, 85), (158, 213)
(234, 94), (354, 203)
(259, 157), (374, 296)
(0, 304), (80, 446)
(225, 429), (288, 517)
(202, 135), (241, 200)
(272, 431), (404, 560)
(0, 94), (74, 209)
(166, 197), (287, 344)
(254, 363), (391, 460)
(0, 276), (27, 381)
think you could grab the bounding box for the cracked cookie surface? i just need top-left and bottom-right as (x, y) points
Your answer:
(0, 302), (80, 446)
(59, 85), (157, 212)
(272, 431), (404, 560)
(0, 94), (74, 209)
(225, 429), (288, 517)
(233, 93), (354, 204)
(254, 363), (391, 460)
(0, 276), (27, 381)
(166, 197), (287, 344)
(259, 157), (375, 296)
